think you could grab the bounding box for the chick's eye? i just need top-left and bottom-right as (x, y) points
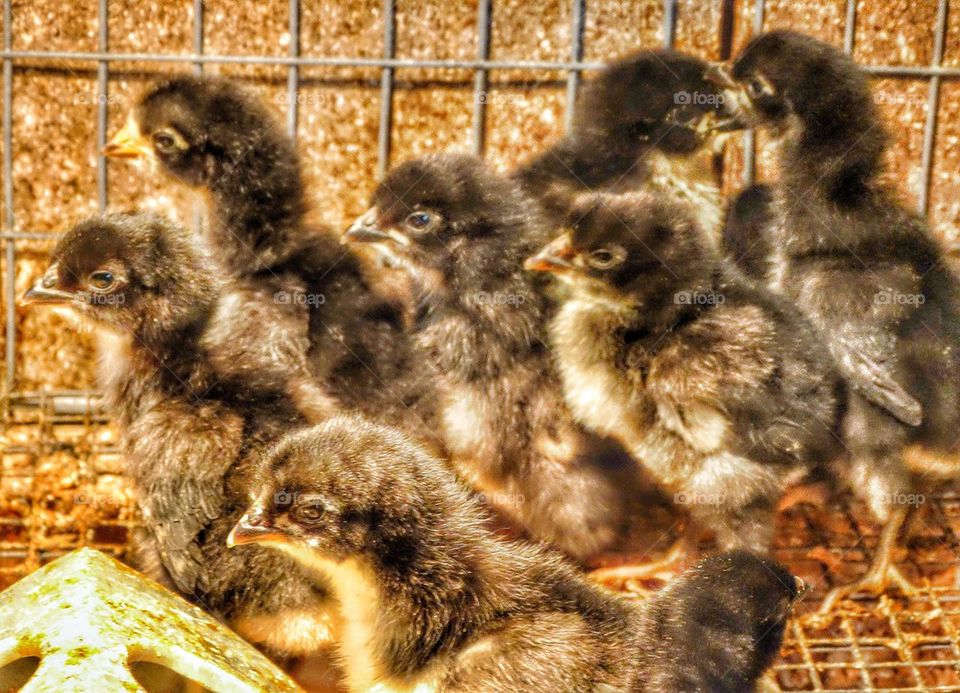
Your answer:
(405, 212), (433, 231)
(630, 119), (657, 139)
(588, 248), (622, 269)
(293, 503), (326, 523)
(746, 77), (769, 99)
(88, 270), (115, 290)
(152, 131), (179, 153)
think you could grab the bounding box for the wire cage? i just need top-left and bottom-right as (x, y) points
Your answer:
(1, 0), (960, 690)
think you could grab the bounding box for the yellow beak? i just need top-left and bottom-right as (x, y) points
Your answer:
(103, 119), (152, 159)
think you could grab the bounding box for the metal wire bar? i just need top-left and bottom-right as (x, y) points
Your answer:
(741, 0), (765, 186)
(96, 0), (108, 211)
(787, 619), (825, 690)
(471, 0), (492, 155)
(377, 0), (396, 177)
(918, 0), (949, 215)
(3, 0), (14, 392)
(928, 588), (960, 678)
(287, 0), (300, 138)
(663, 0), (677, 49)
(884, 599), (925, 688)
(192, 0), (203, 76)
(1, 49), (959, 78)
(843, 0), (856, 55)
(564, 0), (586, 131)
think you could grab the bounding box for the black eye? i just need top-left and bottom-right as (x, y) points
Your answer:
(588, 247), (622, 270)
(88, 270), (115, 290)
(152, 131), (179, 153)
(292, 503), (326, 524)
(629, 119), (657, 140)
(746, 77), (769, 99)
(405, 211), (433, 232)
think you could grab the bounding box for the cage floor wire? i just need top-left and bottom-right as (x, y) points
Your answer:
(2, 405), (960, 691)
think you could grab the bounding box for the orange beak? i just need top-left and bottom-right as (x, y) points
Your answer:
(525, 233), (577, 272)
(103, 119), (152, 159)
(226, 507), (288, 548)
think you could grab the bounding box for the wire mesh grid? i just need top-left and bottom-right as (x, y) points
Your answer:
(0, 1), (959, 690)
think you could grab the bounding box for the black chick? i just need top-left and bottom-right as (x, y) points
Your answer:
(512, 49), (732, 239)
(526, 192), (840, 574)
(637, 550), (807, 692)
(229, 416), (804, 692)
(21, 213), (337, 658)
(105, 73), (309, 275)
(104, 73), (431, 439)
(712, 30), (960, 609)
(723, 183), (776, 281)
(343, 153), (662, 562)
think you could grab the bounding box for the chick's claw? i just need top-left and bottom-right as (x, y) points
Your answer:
(589, 539), (695, 589)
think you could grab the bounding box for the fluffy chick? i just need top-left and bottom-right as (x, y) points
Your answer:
(230, 416), (804, 692)
(344, 153), (662, 562)
(22, 213), (337, 658)
(106, 73), (310, 275)
(512, 49), (731, 239)
(527, 192), (840, 569)
(104, 73), (430, 438)
(723, 183), (776, 281)
(636, 550), (806, 692)
(713, 30), (960, 608)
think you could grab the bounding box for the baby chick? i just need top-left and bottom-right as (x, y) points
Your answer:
(711, 30), (960, 609)
(104, 73), (430, 437)
(343, 153), (660, 562)
(723, 183), (776, 281)
(512, 49), (732, 240)
(22, 213), (337, 658)
(526, 192), (840, 575)
(636, 550), (807, 692)
(105, 73), (309, 275)
(230, 416), (804, 692)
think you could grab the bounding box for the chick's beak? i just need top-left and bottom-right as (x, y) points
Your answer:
(343, 208), (393, 244)
(793, 575), (811, 600)
(103, 119), (152, 159)
(226, 507), (288, 548)
(701, 62), (752, 133)
(525, 233), (577, 273)
(19, 266), (79, 306)
(705, 61), (738, 89)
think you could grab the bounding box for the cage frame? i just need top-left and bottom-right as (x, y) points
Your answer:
(1, 0), (957, 410)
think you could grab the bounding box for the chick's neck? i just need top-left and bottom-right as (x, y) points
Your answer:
(324, 507), (525, 686)
(206, 142), (309, 275)
(779, 94), (885, 204)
